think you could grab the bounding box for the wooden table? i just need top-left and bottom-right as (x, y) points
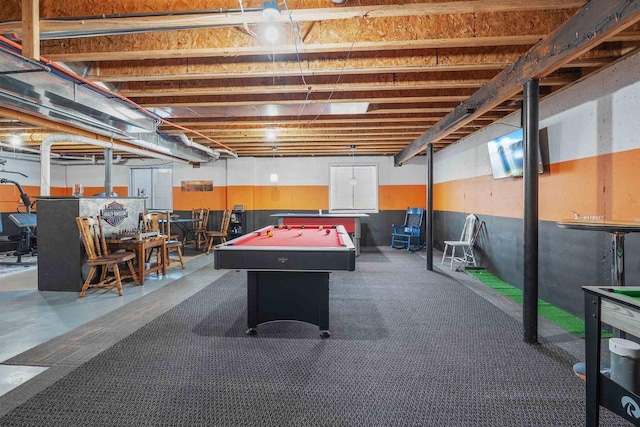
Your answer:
(107, 237), (167, 285)
(168, 218), (200, 246)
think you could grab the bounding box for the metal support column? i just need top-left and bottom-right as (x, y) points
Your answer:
(104, 147), (113, 196)
(612, 232), (625, 286)
(427, 142), (434, 270)
(523, 79), (539, 344)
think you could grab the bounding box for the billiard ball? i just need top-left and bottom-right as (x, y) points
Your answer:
(318, 225), (323, 230)
(325, 229), (331, 234)
(256, 231), (261, 236)
(286, 225), (291, 230)
(297, 231), (303, 236)
(278, 224), (284, 229)
(267, 231), (273, 237)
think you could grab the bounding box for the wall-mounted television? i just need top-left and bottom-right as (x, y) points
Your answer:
(487, 128), (544, 179)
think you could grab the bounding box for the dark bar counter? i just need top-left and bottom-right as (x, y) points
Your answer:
(36, 196), (146, 292)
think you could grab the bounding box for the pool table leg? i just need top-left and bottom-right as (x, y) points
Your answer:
(245, 271), (330, 337)
(319, 273), (330, 338)
(246, 271), (258, 335)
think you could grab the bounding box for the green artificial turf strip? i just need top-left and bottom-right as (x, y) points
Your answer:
(466, 269), (611, 339)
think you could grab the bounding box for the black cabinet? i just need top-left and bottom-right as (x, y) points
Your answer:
(229, 210), (244, 238)
(36, 197), (146, 291)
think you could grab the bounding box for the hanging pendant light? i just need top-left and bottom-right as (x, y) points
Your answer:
(350, 145), (357, 186)
(270, 146), (279, 182)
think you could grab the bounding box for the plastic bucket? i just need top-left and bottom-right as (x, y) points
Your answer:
(610, 338), (640, 393)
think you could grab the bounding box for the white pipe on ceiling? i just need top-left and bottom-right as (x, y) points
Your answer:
(174, 133), (238, 159)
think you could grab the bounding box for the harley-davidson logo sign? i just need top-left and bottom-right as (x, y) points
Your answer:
(101, 201), (128, 227)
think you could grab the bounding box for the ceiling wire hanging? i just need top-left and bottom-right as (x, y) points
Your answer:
(270, 145), (279, 183)
(350, 145), (357, 186)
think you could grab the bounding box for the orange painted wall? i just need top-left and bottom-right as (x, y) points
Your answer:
(0, 183), (425, 213)
(224, 185), (426, 211)
(379, 185), (427, 210)
(434, 149), (640, 222)
(173, 186), (227, 211)
(0, 185), (81, 212)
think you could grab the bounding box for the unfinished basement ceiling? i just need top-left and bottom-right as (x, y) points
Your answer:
(0, 0), (640, 162)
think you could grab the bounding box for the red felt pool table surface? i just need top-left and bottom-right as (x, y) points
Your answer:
(231, 225), (344, 247)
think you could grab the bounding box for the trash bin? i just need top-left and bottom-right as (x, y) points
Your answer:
(610, 338), (640, 393)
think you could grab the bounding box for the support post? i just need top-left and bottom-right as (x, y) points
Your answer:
(523, 79), (539, 344)
(426, 142), (434, 270)
(21, 0), (40, 60)
(104, 147), (113, 196)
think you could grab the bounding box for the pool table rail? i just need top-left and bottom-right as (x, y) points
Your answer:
(213, 225), (355, 271)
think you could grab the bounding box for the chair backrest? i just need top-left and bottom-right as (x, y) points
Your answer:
(220, 209), (232, 233)
(459, 214), (478, 244)
(405, 207), (424, 230)
(192, 208), (210, 229)
(151, 211), (173, 237)
(76, 215), (108, 260)
(140, 212), (161, 233)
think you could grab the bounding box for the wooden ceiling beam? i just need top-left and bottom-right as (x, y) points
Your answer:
(0, 0), (586, 36)
(46, 36), (544, 63)
(49, 31), (639, 64)
(84, 46), (620, 83)
(161, 116), (499, 127)
(119, 75), (571, 97)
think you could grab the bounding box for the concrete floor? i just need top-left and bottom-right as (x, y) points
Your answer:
(0, 249), (220, 398)
(0, 247), (586, 402)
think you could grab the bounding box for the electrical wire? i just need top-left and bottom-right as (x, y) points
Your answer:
(280, 0), (366, 124)
(282, 0), (311, 121)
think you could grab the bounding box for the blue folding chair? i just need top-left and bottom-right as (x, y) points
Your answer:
(391, 207), (425, 251)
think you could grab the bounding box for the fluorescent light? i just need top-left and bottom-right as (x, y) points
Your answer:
(270, 173), (279, 182)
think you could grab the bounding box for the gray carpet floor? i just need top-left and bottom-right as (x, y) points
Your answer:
(0, 247), (631, 426)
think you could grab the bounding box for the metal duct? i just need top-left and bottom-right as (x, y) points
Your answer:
(0, 150), (127, 165)
(174, 133), (238, 159)
(0, 44), (219, 163)
(105, 147), (113, 196)
(40, 133), (188, 196)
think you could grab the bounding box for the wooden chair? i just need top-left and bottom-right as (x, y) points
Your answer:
(191, 208), (210, 249)
(204, 209), (232, 254)
(76, 215), (139, 297)
(141, 212), (185, 269)
(441, 214), (482, 270)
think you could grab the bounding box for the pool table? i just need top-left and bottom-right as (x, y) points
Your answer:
(213, 224), (356, 338)
(583, 286), (640, 426)
(271, 212), (368, 256)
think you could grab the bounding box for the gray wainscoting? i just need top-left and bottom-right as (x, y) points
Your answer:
(435, 210), (640, 318)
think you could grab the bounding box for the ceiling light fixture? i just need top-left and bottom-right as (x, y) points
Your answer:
(262, 1), (281, 43)
(9, 134), (21, 145)
(262, 1), (280, 20)
(270, 146), (279, 183)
